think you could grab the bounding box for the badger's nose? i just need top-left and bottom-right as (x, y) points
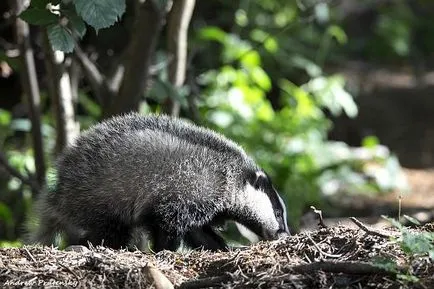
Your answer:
(276, 229), (290, 239)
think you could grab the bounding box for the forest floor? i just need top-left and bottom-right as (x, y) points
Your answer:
(1, 223), (433, 289)
(1, 168), (433, 289)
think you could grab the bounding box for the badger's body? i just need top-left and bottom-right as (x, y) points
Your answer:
(31, 113), (289, 251)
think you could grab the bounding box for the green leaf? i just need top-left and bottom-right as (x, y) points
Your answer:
(235, 9), (248, 27)
(153, 0), (171, 11)
(31, 0), (50, 9)
(78, 93), (101, 118)
(47, 24), (75, 53)
(327, 25), (348, 45)
(19, 7), (58, 26)
(240, 51), (261, 68)
(73, 0), (126, 31)
(403, 214), (421, 226)
(250, 67), (271, 91)
(264, 37), (278, 53)
(31, 0), (62, 8)
(69, 15), (87, 38)
(0, 109), (11, 126)
(199, 26), (227, 43)
(0, 202), (13, 226)
(382, 215), (403, 230)
(401, 231), (434, 257)
(62, 9), (87, 38)
(362, 135), (379, 148)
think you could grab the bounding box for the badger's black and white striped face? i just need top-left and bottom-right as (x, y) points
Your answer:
(241, 170), (290, 240)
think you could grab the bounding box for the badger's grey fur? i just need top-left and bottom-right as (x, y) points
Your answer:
(29, 113), (289, 252)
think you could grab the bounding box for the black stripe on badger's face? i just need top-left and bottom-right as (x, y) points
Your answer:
(244, 170), (290, 240)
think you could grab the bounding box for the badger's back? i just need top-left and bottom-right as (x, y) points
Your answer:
(49, 114), (256, 230)
(86, 113), (249, 157)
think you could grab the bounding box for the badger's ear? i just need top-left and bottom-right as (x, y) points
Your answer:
(245, 170), (257, 186)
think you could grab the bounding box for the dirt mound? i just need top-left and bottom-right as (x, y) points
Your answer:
(1, 224), (432, 288)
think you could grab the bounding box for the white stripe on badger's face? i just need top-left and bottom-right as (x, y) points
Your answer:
(255, 170), (289, 235)
(241, 183), (280, 237)
(277, 193), (289, 234)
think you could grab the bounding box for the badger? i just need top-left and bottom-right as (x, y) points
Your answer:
(29, 113), (290, 252)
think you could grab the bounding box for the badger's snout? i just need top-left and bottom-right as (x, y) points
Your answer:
(262, 228), (290, 241)
(276, 229), (290, 239)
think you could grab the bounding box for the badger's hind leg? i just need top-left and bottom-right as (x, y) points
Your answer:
(26, 207), (78, 248)
(184, 225), (228, 251)
(28, 213), (61, 246)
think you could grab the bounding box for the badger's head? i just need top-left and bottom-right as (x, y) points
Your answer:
(234, 169), (290, 241)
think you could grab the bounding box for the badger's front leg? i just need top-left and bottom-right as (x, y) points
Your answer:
(151, 229), (181, 252)
(183, 225), (228, 251)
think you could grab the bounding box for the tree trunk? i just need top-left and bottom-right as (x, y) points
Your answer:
(43, 33), (79, 155)
(164, 0), (196, 116)
(9, 0), (46, 191)
(107, 0), (164, 118)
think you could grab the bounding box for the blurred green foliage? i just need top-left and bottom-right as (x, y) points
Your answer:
(192, 25), (407, 227)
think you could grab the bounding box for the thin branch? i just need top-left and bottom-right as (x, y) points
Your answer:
(72, 44), (104, 102)
(72, 44), (103, 85)
(23, 247), (37, 263)
(72, 42), (119, 113)
(105, 65), (124, 95)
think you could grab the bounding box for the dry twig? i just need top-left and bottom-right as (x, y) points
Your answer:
(310, 206), (328, 229)
(349, 217), (398, 238)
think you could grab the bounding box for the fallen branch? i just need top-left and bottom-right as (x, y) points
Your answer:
(289, 260), (396, 275)
(349, 217), (399, 238)
(178, 275), (230, 289)
(179, 260), (396, 288)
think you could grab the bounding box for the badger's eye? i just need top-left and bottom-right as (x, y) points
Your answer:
(275, 210), (282, 219)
